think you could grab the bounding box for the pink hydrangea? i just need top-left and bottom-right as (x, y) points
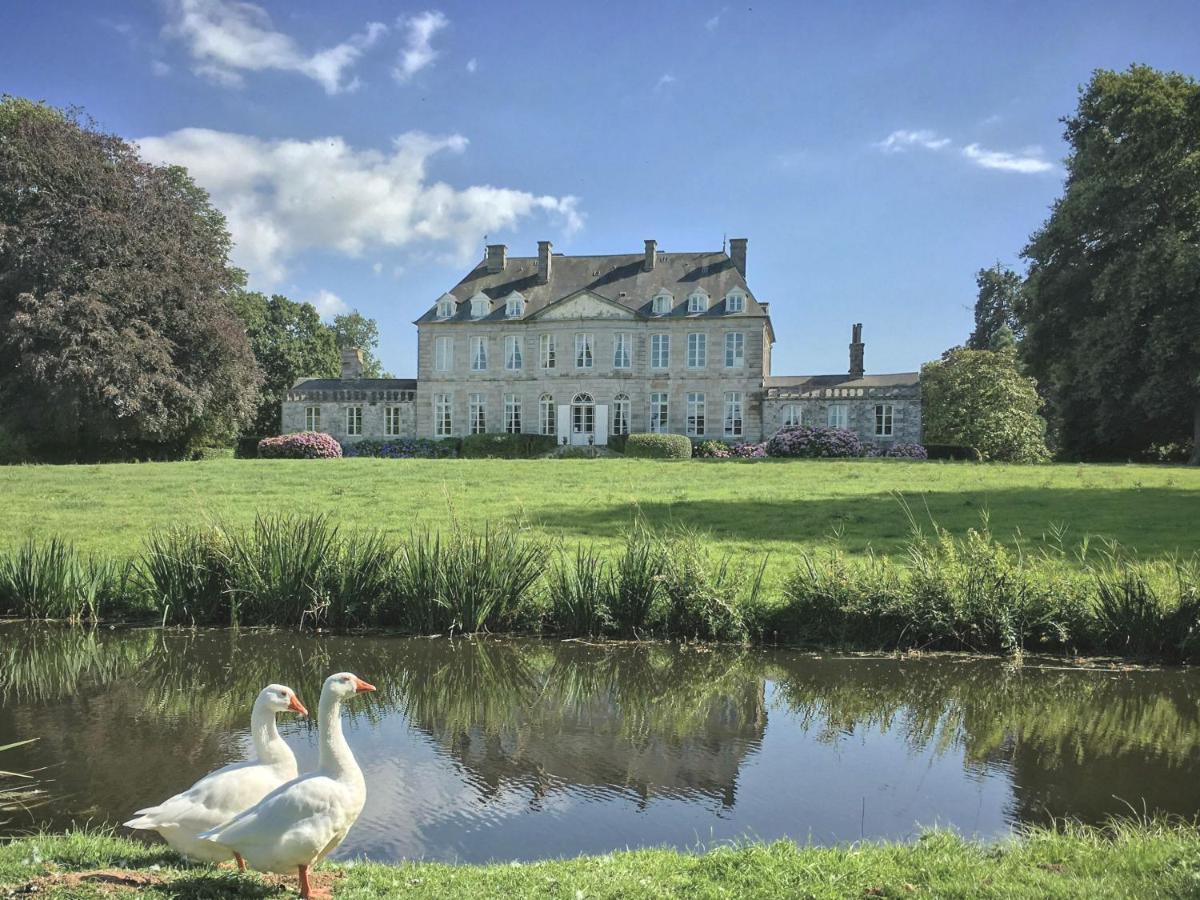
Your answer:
(257, 431), (343, 459)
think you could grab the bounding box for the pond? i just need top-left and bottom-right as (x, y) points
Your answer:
(2, 623), (1199, 864)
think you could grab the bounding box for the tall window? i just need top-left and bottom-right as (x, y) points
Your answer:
(505, 293), (524, 317)
(782, 404), (802, 427)
(345, 406), (363, 436)
(540, 393), (555, 436)
(650, 333), (670, 369)
(305, 406), (321, 431)
(575, 332), (593, 369)
(875, 404), (894, 437)
(827, 405), (848, 428)
(572, 392), (594, 436)
(686, 392), (706, 436)
(504, 393), (522, 433)
(505, 335), (523, 371)
(650, 392), (669, 432)
(613, 332), (631, 369)
(652, 293), (672, 315)
(471, 336), (488, 371)
(724, 392), (744, 438)
(435, 394), (452, 436)
(688, 291), (708, 313)
(385, 406), (403, 436)
(540, 333), (556, 369)
(435, 336), (452, 372)
(725, 291), (745, 313)
(725, 332), (745, 368)
(469, 393), (486, 434)
(611, 393), (630, 435)
(687, 333), (707, 368)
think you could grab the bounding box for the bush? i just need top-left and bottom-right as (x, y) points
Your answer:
(460, 433), (557, 459)
(658, 528), (759, 642)
(925, 444), (983, 461)
(767, 426), (862, 458)
(235, 436), (265, 459)
(607, 434), (629, 454)
(694, 440), (732, 459)
(867, 443), (928, 459)
(257, 432), (342, 459)
(343, 438), (459, 459)
(730, 442), (768, 459)
(625, 433), (692, 459)
(190, 446), (234, 461)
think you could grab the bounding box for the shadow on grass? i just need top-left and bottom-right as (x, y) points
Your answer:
(159, 873), (290, 898)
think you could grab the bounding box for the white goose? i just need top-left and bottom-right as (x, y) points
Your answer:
(124, 683), (307, 868)
(200, 672), (376, 899)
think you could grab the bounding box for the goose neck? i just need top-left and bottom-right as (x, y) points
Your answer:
(317, 693), (360, 781)
(249, 701), (290, 767)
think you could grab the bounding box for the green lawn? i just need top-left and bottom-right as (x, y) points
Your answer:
(2, 826), (1199, 898)
(3, 459), (1198, 579)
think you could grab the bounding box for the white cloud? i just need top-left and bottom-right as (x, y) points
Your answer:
(165, 0), (386, 94)
(876, 129), (951, 153)
(307, 289), (349, 320)
(705, 8), (726, 31)
(136, 128), (584, 286)
(465, 57), (477, 73)
(962, 142), (1053, 173)
(151, 60), (172, 76)
(654, 73), (676, 92)
(371, 262), (383, 276)
(394, 10), (448, 82)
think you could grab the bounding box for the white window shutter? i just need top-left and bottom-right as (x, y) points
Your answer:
(556, 405), (570, 443)
(594, 405), (608, 446)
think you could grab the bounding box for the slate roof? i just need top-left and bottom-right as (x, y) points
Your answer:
(415, 250), (769, 324)
(765, 372), (920, 398)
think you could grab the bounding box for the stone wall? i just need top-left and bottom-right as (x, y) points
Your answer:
(281, 390), (416, 444)
(762, 383), (922, 446)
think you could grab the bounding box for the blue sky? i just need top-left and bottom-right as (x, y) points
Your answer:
(3, 0), (1197, 376)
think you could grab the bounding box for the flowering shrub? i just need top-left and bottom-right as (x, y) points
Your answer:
(867, 443), (928, 459)
(257, 432), (342, 459)
(730, 442), (768, 458)
(694, 440), (733, 459)
(343, 438), (459, 459)
(766, 426), (862, 458)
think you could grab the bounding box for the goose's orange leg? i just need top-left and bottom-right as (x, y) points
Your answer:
(235, 853), (246, 872)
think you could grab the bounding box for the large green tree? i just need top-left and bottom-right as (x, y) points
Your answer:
(0, 98), (260, 458)
(967, 264), (1025, 351)
(1021, 65), (1200, 462)
(332, 311), (390, 378)
(922, 348), (1049, 463)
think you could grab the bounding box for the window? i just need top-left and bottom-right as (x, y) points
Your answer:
(345, 406), (363, 436)
(613, 332), (631, 369)
(686, 392), (706, 436)
(385, 406), (403, 436)
(687, 333), (707, 368)
(540, 394), (555, 436)
(575, 332), (594, 369)
(504, 292), (524, 317)
(650, 392), (669, 432)
(650, 333), (670, 369)
(611, 393), (630, 435)
(652, 292), (672, 315)
(572, 392), (594, 435)
(435, 336), (452, 372)
(540, 333), (557, 369)
(436, 295), (455, 319)
(471, 336), (488, 371)
(470, 293), (490, 318)
(875, 404), (894, 437)
(505, 335), (523, 371)
(688, 291), (709, 313)
(725, 290), (745, 313)
(725, 332), (745, 368)
(435, 394), (453, 436)
(469, 393), (486, 434)
(504, 393), (522, 433)
(827, 405), (848, 428)
(305, 406), (321, 431)
(782, 404), (803, 428)
(724, 392), (744, 438)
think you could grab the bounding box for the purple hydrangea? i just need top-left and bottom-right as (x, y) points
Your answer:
(866, 442), (928, 459)
(730, 441), (768, 458)
(343, 438), (458, 459)
(257, 431), (342, 459)
(694, 440), (733, 459)
(766, 425), (862, 458)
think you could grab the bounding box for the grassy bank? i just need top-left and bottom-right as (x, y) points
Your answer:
(2, 825), (1199, 898)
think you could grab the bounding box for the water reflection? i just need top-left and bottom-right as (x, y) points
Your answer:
(1, 623), (1198, 862)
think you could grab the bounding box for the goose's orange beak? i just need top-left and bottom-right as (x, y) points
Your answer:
(288, 694), (309, 716)
(352, 677), (376, 693)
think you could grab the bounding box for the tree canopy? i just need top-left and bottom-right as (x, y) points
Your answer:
(967, 264), (1025, 351)
(332, 311), (390, 378)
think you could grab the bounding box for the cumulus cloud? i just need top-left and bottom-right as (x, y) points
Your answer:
(876, 129), (951, 153)
(165, 0), (386, 94)
(307, 289), (349, 320)
(962, 142), (1054, 173)
(654, 73), (676, 92)
(136, 128), (584, 286)
(394, 10), (448, 82)
(465, 57), (477, 73)
(705, 8), (727, 31)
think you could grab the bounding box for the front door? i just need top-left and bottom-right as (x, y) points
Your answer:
(570, 392), (594, 445)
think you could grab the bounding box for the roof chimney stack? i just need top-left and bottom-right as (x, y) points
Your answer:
(729, 237), (747, 277)
(486, 244), (507, 273)
(849, 323), (865, 379)
(537, 240), (553, 284)
(341, 346), (365, 380)
(644, 239), (657, 271)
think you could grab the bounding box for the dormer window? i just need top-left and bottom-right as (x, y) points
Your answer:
(469, 292), (491, 319)
(725, 290), (745, 313)
(688, 291), (709, 314)
(652, 291), (672, 315)
(504, 292), (525, 318)
(435, 294), (456, 319)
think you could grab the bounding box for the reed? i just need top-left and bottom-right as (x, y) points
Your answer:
(223, 513), (339, 626)
(0, 538), (115, 622)
(548, 545), (609, 636)
(140, 525), (230, 625)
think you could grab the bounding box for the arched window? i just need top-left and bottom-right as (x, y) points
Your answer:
(611, 393), (630, 435)
(652, 291), (672, 315)
(469, 292), (491, 318)
(435, 294), (456, 319)
(724, 290), (745, 313)
(539, 393), (555, 436)
(504, 292), (525, 318)
(571, 392), (594, 437)
(687, 290), (709, 313)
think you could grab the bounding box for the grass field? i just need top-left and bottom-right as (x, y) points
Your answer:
(2, 825), (1198, 898)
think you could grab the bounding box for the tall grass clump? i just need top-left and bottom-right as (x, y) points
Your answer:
(0, 538), (117, 622)
(224, 514), (340, 626)
(1092, 551), (1200, 660)
(140, 526), (230, 625)
(606, 524), (663, 636)
(657, 527), (764, 642)
(549, 546), (609, 636)
(770, 548), (905, 646)
(325, 530), (398, 628)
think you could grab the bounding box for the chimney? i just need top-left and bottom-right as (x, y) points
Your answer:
(729, 237), (747, 277)
(485, 244), (507, 273)
(341, 346), (365, 379)
(537, 240), (553, 284)
(644, 239), (657, 271)
(849, 323), (865, 379)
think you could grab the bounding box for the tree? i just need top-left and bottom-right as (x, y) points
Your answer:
(967, 264), (1025, 350)
(1020, 66), (1200, 463)
(332, 311), (390, 377)
(0, 98), (260, 458)
(921, 348), (1049, 462)
(230, 292), (341, 435)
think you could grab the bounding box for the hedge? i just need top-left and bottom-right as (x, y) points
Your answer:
(926, 444), (983, 461)
(624, 433), (692, 459)
(343, 438), (460, 459)
(460, 434), (558, 459)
